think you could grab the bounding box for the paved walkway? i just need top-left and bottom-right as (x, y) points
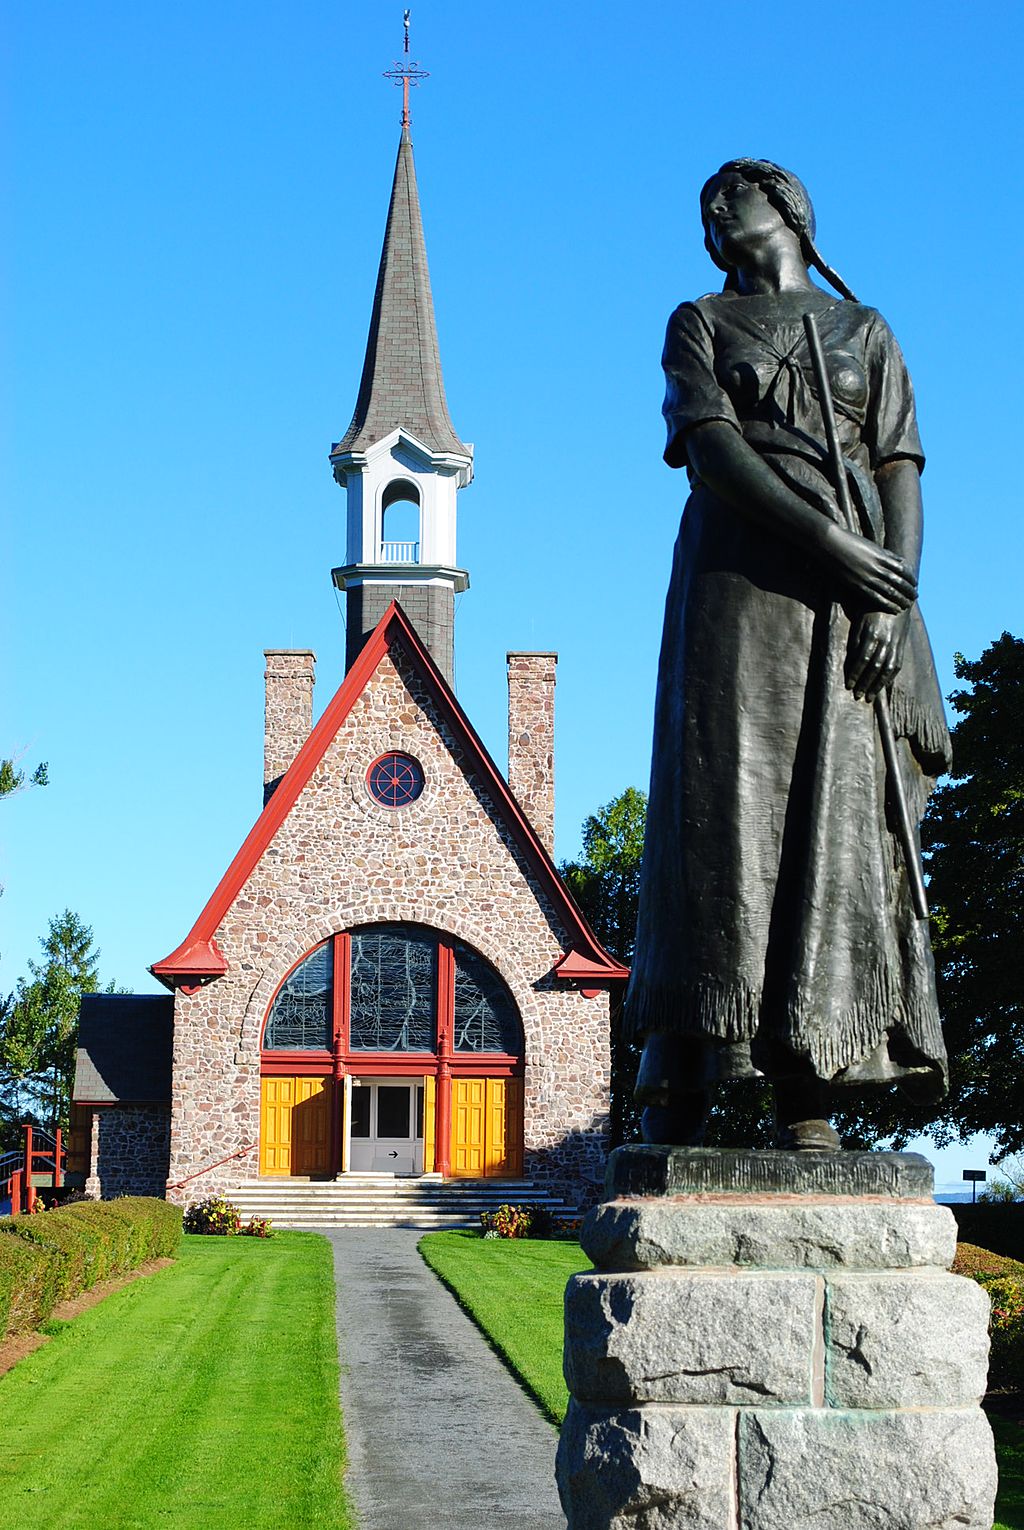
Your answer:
(328, 1228), (566, 1529)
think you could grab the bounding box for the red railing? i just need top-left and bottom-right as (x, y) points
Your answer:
(1, 1124), (66, 1216)
(166, 1142), (258, 1193)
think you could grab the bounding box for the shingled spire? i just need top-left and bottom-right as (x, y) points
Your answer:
(332, 126), (469, 458)
(330, 103), (473, 688)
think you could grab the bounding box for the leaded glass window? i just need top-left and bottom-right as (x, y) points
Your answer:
(453, 940), (521, 1053)
(349, 926), (436, 1051)
(264, 941), (332, 1050)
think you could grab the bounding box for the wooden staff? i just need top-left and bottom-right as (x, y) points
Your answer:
(802, 310), (929, 921)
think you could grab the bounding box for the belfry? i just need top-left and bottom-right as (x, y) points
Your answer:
(69, 24), (624, 1219)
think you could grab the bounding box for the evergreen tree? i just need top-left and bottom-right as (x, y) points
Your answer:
(0, 910), (105, 1150)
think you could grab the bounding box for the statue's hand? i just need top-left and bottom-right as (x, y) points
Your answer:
(821, 523), (918, 613)
(846, 611), (910, 701)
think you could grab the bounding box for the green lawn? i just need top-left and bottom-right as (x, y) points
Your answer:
(995, 1416), (1024, 1530)
(0, 1232), (353, 1529)
(418, 1228), (590, 1423)
(419, 1229), (1024, 1530)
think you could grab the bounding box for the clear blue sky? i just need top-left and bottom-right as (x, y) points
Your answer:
(4, 2), (1021, 1186)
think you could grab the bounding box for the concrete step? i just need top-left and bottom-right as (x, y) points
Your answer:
(220, 1176), (579, 1228)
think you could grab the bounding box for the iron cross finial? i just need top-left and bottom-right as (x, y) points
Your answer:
(383, 10), (429, 129)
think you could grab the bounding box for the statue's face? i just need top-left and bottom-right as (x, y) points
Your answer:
(703, 173), (789, 270)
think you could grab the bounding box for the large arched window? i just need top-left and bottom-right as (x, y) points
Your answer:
(350, 927), (436, 1051)
(452, 940), (520, 1053)
(262, 926), (522, 1057)
(263, 941), (332, 1050)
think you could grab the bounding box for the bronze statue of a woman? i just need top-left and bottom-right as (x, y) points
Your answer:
(623, 159), (951, 1151)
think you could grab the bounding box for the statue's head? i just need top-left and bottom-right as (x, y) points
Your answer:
(700, 159), (815, 276)
(699, 159), (855, 301)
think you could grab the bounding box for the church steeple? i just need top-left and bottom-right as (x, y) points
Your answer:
(331, 23), (472, 688)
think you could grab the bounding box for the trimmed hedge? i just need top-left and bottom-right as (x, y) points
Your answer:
(0, 1197), (181, 1340)
(951, 1204), (1024, 1263)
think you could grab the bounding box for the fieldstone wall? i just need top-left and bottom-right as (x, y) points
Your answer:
(264, 649), (316, 804)
(506, 652), (557, 855)
(86, 1105), (172, 1199)
(166, 638), (611, 1204)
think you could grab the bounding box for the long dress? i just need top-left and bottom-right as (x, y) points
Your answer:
(623, 287), (950, 1093)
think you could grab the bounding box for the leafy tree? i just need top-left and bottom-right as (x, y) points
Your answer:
(0, 910), (107, 1154)
(921, 632), (1024, 1157)
(0, 755), (48, 799)
(561, 788), (646, 1145)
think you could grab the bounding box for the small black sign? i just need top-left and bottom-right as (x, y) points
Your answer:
(962, 1170), (987, 1182)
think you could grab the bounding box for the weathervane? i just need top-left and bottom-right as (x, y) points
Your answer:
(383, 9), (429, 129)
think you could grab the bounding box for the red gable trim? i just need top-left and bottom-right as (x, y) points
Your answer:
(151, 602), (628, 990)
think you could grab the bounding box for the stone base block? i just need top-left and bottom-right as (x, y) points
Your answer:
(565, 1269), (818, 1405)
(557, 1403), (997, 1530)
(559, 1152), (997, 1530)
(556, 1401), (734, 1530)
(583, 1198), (957, 1273)
(739, 1407), (997, 1530)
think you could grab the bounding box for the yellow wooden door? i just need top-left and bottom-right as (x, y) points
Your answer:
(452, 1079), (486, 1176)
(450, 1078), (524, 1178)
(293, 1077), (331, 1176)
(423, 1075), (436, 1173)
(484, 1078), (523, 1178)
(260, 1077), (295, 1175)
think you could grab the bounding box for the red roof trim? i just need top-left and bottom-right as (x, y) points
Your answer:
(151, 602), (625, 988)
(554, 949), (629, 982)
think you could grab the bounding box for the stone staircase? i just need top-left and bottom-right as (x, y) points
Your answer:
(226, 1175), (578, 1230)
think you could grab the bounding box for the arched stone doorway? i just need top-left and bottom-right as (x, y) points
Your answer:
(259, 923), (524, 1178)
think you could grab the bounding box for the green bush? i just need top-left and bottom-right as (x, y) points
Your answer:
(0, 1197), (181, 1341)
(0, 1234), (58, 1336)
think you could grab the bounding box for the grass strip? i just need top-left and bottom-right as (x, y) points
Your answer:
(420, 1229), (1023, 1530)
(994, 1414), (1024, 1530)
(0, 1231), (353, 1529)
(418, 1227), (590, 1424)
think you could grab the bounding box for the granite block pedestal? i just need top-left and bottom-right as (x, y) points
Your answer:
(556, 1147), (997, 1530)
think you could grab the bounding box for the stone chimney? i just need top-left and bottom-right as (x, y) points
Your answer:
(264, 649), (316, 805)
(507, 652), (557, 855)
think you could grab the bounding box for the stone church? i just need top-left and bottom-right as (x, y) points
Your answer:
(71, 118), (625, 1210)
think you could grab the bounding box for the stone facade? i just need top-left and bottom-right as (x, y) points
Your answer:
(85, 1105), (172, 1199)
(557, 1148), (997, 1530)
(165, 636), (611, 1204)
(264, 649), (315, 803)
(507, 652), (557, 855)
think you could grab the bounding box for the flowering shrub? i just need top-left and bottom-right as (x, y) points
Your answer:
(965, 1266), (1024, 1393)
(242, 1215), (273, 1239)
(183, 1197), (242, 1236)
(479, 1204), (534, 1239)
(547, 1216), (583, 1240)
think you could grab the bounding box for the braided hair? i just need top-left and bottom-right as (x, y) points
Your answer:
(699, 158), (858, 303)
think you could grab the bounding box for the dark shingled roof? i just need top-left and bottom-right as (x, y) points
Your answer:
(74, 994), (174, 1104)
(332, 127), (470, 459)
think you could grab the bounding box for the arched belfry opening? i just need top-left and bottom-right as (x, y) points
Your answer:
(380, 479), (421, 563)
(258, 926), (525, 1180)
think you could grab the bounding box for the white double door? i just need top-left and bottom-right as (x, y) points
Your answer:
(348, 1078), (425, 1175)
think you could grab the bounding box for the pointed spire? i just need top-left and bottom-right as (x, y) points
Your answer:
(332, 127), (470, 459)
